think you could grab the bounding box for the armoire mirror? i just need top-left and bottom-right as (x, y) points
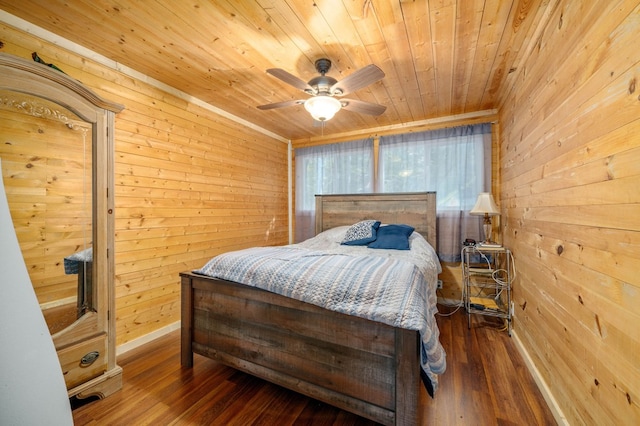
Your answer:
(0, 52), (124, 398)
(0, 89), (93, 334)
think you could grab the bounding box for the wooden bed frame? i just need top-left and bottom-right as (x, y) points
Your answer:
(181, 192), (437, 425)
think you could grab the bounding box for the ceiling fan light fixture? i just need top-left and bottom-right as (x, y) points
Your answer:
(304, 95), (341, 121)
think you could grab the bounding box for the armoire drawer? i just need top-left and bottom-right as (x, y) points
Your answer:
(57, 335), (107, 390)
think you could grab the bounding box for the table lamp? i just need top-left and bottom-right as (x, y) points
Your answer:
(470, 192), (500, 244)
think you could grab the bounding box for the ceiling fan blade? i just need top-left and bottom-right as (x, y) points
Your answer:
(266, 68), (314, 92)
(331, 64), (385, 96)
(340, 99), (386, 116)
(257, 99), (304, 110)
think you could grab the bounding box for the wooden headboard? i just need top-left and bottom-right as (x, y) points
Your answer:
(315, 192), (437, 249)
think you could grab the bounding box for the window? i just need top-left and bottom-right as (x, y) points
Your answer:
(294, 124), (491, 260)
(379, 124), (491, 261)
(294, 139), (373, 241)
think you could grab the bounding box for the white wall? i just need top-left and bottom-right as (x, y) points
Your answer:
(0, 158), (73, 425)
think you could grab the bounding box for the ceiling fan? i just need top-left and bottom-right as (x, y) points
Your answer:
(257, 58), (386, 122)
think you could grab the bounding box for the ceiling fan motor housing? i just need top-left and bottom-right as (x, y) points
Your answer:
(306, 75), (338, 95)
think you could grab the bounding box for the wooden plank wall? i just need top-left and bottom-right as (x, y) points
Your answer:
(498, 1), (640, 424)
(0, 24), (289, 346)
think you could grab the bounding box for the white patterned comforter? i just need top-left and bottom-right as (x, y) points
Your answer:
(195, 227), (446, 393)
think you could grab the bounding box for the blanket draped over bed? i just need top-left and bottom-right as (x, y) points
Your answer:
(195, 244), (446, 393)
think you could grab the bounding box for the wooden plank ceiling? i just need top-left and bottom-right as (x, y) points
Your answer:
(0, 0), (545, 141)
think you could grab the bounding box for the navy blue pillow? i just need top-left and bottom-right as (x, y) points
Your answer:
(341, 220), (381, 245)
(368, 224), (415, 250)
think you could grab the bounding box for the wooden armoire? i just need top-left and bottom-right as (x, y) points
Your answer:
(0, 52), (123, 399)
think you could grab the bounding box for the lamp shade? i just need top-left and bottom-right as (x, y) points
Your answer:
(470, 192), (500, 216)
(304, 95), (341, 121)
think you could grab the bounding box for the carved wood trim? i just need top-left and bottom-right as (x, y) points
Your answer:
(0, 52), (124, 113)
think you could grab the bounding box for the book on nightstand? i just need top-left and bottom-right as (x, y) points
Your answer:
(476, 242), (503, 248)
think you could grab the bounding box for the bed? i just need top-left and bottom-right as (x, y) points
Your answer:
(180, 192), (445, 425)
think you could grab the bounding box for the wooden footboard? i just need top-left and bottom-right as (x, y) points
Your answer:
(180, 272), (422, 426)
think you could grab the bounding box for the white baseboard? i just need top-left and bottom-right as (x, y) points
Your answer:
(511, 330), (568, 425)
(40, 296), (77, 310)
(116, 321), (181, 356)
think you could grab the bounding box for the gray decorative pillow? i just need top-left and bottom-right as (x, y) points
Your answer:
(341, 220), (381, 246)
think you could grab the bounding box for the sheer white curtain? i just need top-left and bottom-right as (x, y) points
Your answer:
(379, 124), (492, 261)
(294, 139), (374, 242)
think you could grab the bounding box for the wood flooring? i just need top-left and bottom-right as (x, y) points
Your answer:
(72, 308), (557, 425)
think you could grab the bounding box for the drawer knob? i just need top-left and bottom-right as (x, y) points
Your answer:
(80, 351), (100, 367)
